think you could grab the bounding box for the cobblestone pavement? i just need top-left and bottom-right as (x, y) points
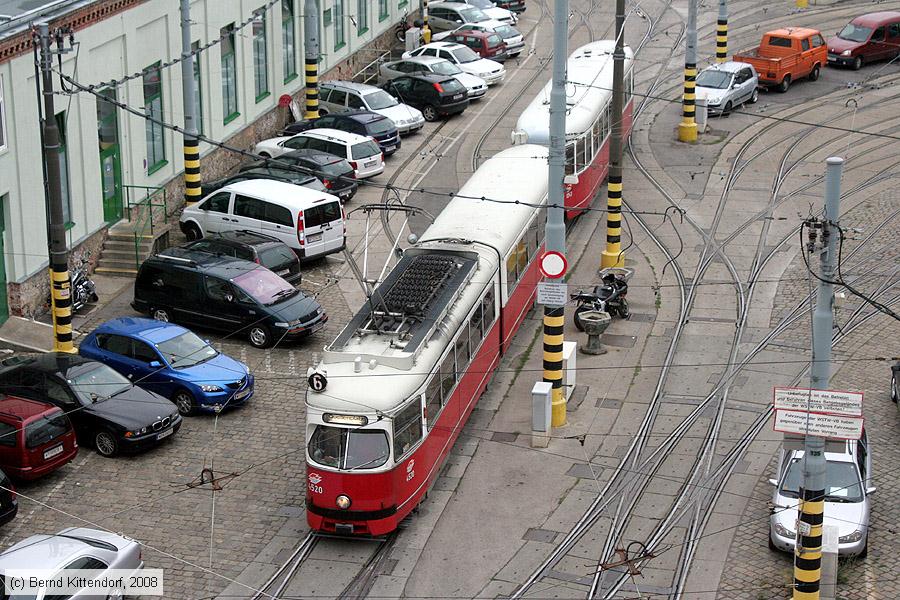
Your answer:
(0, 250), (351, 599)
(718, 191), (900, 599)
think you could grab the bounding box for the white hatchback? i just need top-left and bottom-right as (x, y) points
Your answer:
(254, 128), (385, 179)
(404, 42), (506, 85)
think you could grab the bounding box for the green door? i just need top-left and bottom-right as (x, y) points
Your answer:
(0, 201), (8, 325)
(97, 87), (123, 224)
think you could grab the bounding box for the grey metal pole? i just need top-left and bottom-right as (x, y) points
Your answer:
(678, 0), (698, 142)
(544, 0), (568, 427)
(601, 0), (625, 269)
(37, 23), (74, 353)
(304, 0), (321, 119)
(793, 156), (843, 600)
(716, 0), (728, 63)
(180, 0), (201, 206)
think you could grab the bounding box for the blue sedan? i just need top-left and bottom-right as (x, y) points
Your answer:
(79, 317), (254, 416)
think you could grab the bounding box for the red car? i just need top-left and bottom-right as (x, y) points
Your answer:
(0, 396), (78, 480)
(827, 12), (900, 70)
(443, 30), (508, 61)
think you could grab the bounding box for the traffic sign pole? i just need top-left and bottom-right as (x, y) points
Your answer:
(793, 157), (843, 600)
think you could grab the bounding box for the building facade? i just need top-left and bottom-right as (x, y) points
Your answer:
(0, 0), (402, 320)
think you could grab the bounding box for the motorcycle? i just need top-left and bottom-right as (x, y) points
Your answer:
(394, 12), (425, 44)
(571, 267), (633, 331)
(70, 251), (99, 313)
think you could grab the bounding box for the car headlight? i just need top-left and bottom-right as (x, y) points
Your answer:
(200, 385), (224, 393)
(839, 530), (863, 543)
(274, 322), (290, 328)
(708, 98), (721, 105)
(842, 50), (852, 56)
(773, 522), (794, 538)
(125, 427), (148, 438)
(336, 495), (352, 510)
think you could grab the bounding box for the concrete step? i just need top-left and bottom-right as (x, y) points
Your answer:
(95, 266), (138, 277)
(96, 258), (142, 271)
(102, 240), (153, 252)
(99, 249), (144, 261)
(106, 232), (155, 243)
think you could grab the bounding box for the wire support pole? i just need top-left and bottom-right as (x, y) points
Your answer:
(423, 0), (432, 43)
(601, 0), (627, 269)
(794, 156), (843, 600)
(545, 0), (568, 428)
(180, 0), (201, 206)
(304, 0), (321, 120)
(678, 0), (698, 143)
(716, 0), (728, 63)
(36, 23), (75, 354)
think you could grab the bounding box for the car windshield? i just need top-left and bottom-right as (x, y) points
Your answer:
(308, 425), (390, 469)
(696, 70), (732, 89)
(258, 244), (298, 269)
(468, 0), (494, 7)
(780, 458), (864, 503)
(487, 34), (504, 48)
(233, 268), (299, 305)
(431, 60), (462, 75)
(366, 117), (396, 135)
(838, 23), (872, 42)
(68, 364), (131, 405)
(452, 47), (481, 63)
(320, 160), (354, 178)
(363, 90), (399, 109)
(460, 7), (488, 21)
(156, 331), (218, 368)
(495, 25), (517, 38)
(351, 140), (381, 160)
(24, 412), (69, 449)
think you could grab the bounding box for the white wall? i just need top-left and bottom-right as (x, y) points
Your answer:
(0, 0), (399, 285)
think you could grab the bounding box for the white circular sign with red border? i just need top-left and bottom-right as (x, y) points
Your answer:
(539, 251), (568, 279)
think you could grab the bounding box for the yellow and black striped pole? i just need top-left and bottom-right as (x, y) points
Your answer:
(422, 0), (432, 44)
(180, 0), (201, 206)
(304, 0), (320, 120)
(716, 0), (728, 63)
(793, 486), (824, 600)
(601, 0), (626, 269)
(678, 0), (698, 143)
(183, 141), (201, 205)
(600, 175), (624, 268)
(37, 23), (75, 353)
(543, 307), (566, 427)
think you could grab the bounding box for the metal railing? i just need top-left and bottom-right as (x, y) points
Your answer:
(122, 184), (168, 269)
(352, 49), (392, 86)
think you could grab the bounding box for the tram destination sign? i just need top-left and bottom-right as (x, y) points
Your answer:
(773, 387), (862, 416)
(774, 409), (864, 440)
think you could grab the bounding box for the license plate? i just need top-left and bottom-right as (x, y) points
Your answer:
(453, 93), (464, 100)
(157, 429), (173, 441)
(306, 233), (323, 243)
(235, 387), (251, 400)
(827, 56), (836, 62)
(364, 160), (377, 167)
(43, 445), (64, 460)
(385, 144), (396, 152)
(311, 320), (326, 333)
(276, 269), (290, 276)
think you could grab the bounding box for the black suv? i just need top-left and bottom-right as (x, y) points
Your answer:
(241, 150), (358, 202)
(132, 248), (327, 348)
(381, 74), (469, 122)
(182, 230), (302, 284)
(199, 168), (326, 198)
(283, 111), (401, 156)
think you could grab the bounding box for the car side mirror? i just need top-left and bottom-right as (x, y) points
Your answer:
(149, 361), (162, 369)
(866, 486), (877, 494)
(731, 83), (738, 89)
(768, 478), (778, 486)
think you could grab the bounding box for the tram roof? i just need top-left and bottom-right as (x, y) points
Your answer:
(515, 40), (634, 143)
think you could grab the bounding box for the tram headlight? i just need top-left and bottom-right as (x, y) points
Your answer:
(336, 495), (352, 510)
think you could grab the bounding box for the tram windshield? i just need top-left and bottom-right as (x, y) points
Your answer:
(308, 425), (390, 470)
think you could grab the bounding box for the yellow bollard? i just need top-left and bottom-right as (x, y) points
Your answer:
(678, 63), (698, 143)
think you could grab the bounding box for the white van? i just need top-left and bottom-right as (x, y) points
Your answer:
(179, 180), (345, 261)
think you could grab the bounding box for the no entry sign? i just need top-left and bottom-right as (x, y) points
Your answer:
(539, 251), (567, 279)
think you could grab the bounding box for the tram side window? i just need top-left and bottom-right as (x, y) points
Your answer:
(506, 251), (519, 291)
(425, 376), (442, 427)
(455, 322), (471, 376)
(440, 352), (455, 402)
(482, 286), (496, 330)
(393, 400), (423, 458)
(469, 304), (484, 352)
(526, 217), (539, 258)
(578, 137), (589, 173)
(592, 119), (601, 157)
(534, 208), (546, 247)
(604, 105), (611, 139)
(565, 142), (575, 175)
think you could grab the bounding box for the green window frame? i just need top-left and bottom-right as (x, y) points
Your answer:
(142, 62), (166, 174)
(357, 0), (369, 34)
(378, 0), (388, 22)
(253, 8), (270, 102)
(323, 8), (332, 25)
(333, 0), (345, 50)
(221, 24), (240, 124)
(282, 0), (298, 82)
(55, 112), (73, 229)
(398, 0), (407, 9)
(191, 41), (204, 135)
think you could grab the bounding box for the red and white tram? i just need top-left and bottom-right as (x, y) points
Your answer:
(305, 145), (549, 535)
(513, 40), (635, 217)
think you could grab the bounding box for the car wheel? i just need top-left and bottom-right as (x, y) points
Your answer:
(318, 109), (328, 117)
(422, 105), (439, 122)
(249, 325), (274, 349)
(852, 56), (863, 71)
(808, 64), (820, 81)
(258, 152), (271, 159)
(777, 75), (791, 93)
(151, 307), (171, 323)
(858, 539), (868, 559)
(173, 389), (197, 416)
(723, 101), (733, 116)
(94, 429), (119, 457)
(767, 532), (778, 552)
(749, 88), (759, 104)
(184, 222), (202, 241)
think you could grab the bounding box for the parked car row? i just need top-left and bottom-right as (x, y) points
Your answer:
(695, 12), (900, 116)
